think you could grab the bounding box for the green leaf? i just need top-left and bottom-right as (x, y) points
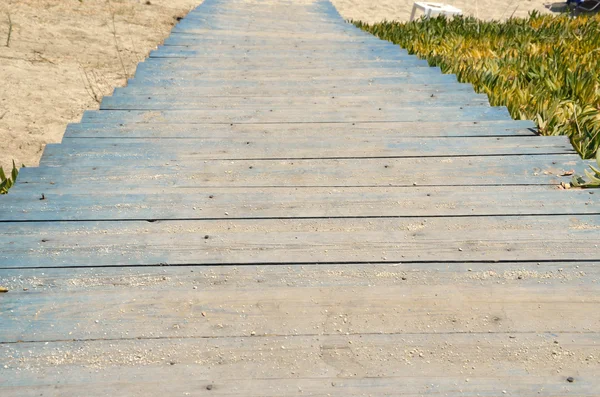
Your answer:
(11, 160), (18, 182)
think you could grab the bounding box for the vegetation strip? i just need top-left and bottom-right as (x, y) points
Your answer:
(354, 12), (600, 159)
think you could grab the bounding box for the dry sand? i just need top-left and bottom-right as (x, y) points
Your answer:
(332, 0), (557, 24)
(0, 0), (558, 170)
(0, 0), (200, 171)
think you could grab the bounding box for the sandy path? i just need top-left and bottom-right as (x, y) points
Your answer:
(0, 0), (558, 170)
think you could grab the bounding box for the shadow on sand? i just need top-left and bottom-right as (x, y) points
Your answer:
(544, 2), (570, 13)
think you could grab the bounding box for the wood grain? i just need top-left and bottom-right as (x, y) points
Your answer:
(64, 120), (537, 139)
(16, 154), (582, 189)
(1, 0), (597, 395)
(1, 215), (599, 268)
(2, 186), (596, 221)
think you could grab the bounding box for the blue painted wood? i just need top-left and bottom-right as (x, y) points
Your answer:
(1, 186), (597, 222)
(99, 95), (491, 110)
(125, 75), (460, 88)
(133, 66), (444, 80)
(1, 264), (599, 345)
(62, 120), (537, 138)
(135, 59), (433, 72)
(16, 154), (585, 190)
(112, 82), (479, 98)
(1, 0), (598, 394)
(78, 106), (512, 124)
(149, 46), (414, 59)
(160, 36), (404, 47)
(1, 215), (599, 269)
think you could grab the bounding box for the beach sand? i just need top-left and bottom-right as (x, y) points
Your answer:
(332, 0), (557, 23)
(0, 0), (199, 171)
(0, 0), (558, 170)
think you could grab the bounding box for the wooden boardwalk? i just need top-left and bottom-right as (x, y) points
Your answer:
(1, 0), (599, 395)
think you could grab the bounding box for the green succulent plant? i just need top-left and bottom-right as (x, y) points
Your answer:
(0, 160), (21, 194)
(572, 149), (600, 188)
(354, 12), (600, 160)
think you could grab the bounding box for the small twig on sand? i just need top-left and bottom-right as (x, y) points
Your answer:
(125, 12), (140, 63)
(499, 0), (517, 19)
(6, 12), (12, 47)
(32, 50), (56, 64)
(509, 5), (520, 19)
(79, 65), (102, 103)
(106, 0), (129, 79)
(0, 54), (30, 61)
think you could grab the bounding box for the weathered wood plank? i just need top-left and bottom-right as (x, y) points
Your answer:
(162, 37), (387, 46)
(178, 14), (347, 24)
(63, 120), (537, 138)
(3, 369), (598, 397)
(78, 106), (510, 124)
(161, 36), (401, 48)
(138, 57), (431, 69)
(37, 137), (575, 165)
(112, 82), (476, 97)
(1, 263), (598, 342)
(136, 59), (432, 73)
(1, 215), (599, 268)
(154, 39), (414, 53)
(1, 186), (597, 222)
(3, 333), (598, 396)
(149, 46), (412, 59)
(164, 33), (388, 45)
(127, 73), (458, 87)
(17, 154), (581, 189)
(100, 93), (489, 110)
(168, 26), (379, 38)
(133, 66), (452, 81)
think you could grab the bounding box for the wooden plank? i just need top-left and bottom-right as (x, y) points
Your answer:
(181, 13), (344, 23)
(149, 45), (412, 58)
(161, 36), (401, 48)
(162, 36), (390, 46)
(99, 93), (490, 110)
(78, 106), (510, 124)
(181, 8), (347, 19)
(174, 9), (348, 19)
(153, 39), (406, 49)
(137, 59), (432, 72)
(133, 66), (451, 81)
(17, 154), (581, 190)
(2, 368), (598, 397)
(37, 137), (575, 164)
(137, 58), (431, 71)
(3, 333), (598, 396)
(167, 28), (378, 39)
(148, 46), (412, 58)
(112, 82), (477, 98)
(168, 25), (377, 37)
(171, 14), (354, 25)
(1, 215), (599, 268)
(63, 120), (537, 139)
(177, 14), (348, 25)
(1, 262), (599, 341)
(166, 31), (388, 42)
(127, 73), (458, 87)
(135, 58), (432, 72)
(1, 186), (597, 222)
(169, 22), (376, 34)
